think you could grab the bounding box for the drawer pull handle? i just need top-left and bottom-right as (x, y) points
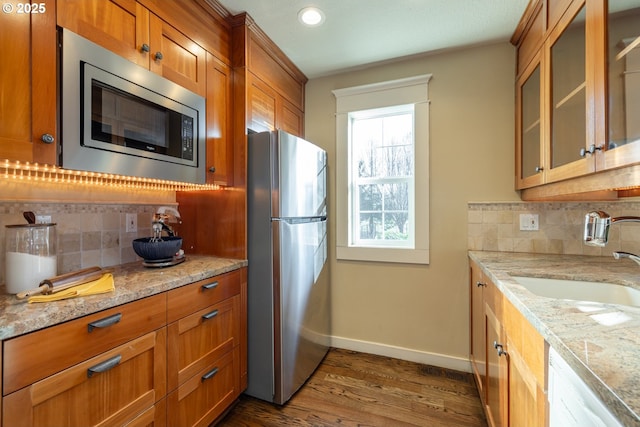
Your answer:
(201, 367), (219, 382)
(202, 309), (219, 320)
(201, 281), (219, 291)
(88, 313), (122, 332)
(87, 354), (122, 378)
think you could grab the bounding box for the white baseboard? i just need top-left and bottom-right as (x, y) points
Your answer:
(330, 335), (472, 373)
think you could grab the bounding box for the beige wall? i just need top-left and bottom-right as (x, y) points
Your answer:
(304, 42), (521, 369)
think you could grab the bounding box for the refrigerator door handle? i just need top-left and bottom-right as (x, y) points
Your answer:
(272, 215), (327, 223)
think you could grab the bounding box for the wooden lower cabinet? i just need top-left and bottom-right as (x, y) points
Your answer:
(470, 258), (547, 427)
(508, 338), (546, 427)
(125, 399), (166, 427)
(166, 270), (245, 426)
(167, 348), (238, 427)
(486, 304), (508, 427)
(3, 329), (167, 427)
(1, 268), (247, 427)
(469, 262), (487, 400)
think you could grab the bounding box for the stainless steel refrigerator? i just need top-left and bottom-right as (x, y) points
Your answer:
(246, 130), (330, 404)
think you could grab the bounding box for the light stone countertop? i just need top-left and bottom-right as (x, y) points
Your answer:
(469, 251), (640, 427)
(0, 255), (247, 341)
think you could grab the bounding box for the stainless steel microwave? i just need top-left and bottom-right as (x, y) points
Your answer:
(61, 29), (206, 184)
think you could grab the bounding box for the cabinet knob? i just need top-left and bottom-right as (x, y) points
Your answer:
(493, 341), (508, 357)
(534, 166), (543, 173)
(208, 166), (216, 173)
(41, 133), (54, 144)
(154, 51), (163, 61)
(140, 43), (150, 53)
(476, 281), (486, 288)
(579, 144), (603, 157)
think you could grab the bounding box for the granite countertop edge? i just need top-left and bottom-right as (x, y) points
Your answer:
(469, 250), (640, 427)
(0, 255), (248, 341)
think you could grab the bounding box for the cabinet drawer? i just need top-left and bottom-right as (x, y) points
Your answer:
(167, 295), (240, 391)
(167, 348), (238, 427)
(2, 328), (167, 427)
(167, 270), (241, 323)
(3, 293), (166, 395)
(125, 398), (166, 427)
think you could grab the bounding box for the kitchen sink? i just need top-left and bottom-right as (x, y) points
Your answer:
(511, 276), (640, 307)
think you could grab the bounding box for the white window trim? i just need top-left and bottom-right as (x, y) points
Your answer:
(333, 75), (431, 265)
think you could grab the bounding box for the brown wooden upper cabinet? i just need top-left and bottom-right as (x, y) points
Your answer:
(206, 54), (234, 186)
(58, 0), (206, 96)
(0, 0), (57, 165)
(232, 14), (307, 138)
(515, 0), (593, 190)
(603, 2), (640, 170)
(514, 0), (640, 198)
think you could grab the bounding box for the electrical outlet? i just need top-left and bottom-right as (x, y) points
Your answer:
(519, 213), (539, 231)
(36, 215), (52, 224)
(126, 213), (137, 233)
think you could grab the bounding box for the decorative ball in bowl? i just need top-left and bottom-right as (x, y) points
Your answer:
(132, 236), (183, 261)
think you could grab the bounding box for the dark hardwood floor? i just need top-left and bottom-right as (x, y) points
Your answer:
(218, 348), (488, 427)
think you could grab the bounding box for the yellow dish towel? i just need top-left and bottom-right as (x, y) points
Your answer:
(28, 273), (115, 303)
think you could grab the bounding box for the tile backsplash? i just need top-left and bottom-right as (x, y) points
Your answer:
(468, 201), (640, 257)
(0, 202), (173, 284)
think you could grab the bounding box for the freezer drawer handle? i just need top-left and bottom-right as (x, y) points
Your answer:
(201, 367), (219, 382)
(202, 309), (219, 320)
(87, 354), (122, 378)
(201, 281), (219, 291)
(87, 313), (122, 332)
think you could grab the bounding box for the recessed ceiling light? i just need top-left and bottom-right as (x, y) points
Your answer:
(298, 7), (325, 27)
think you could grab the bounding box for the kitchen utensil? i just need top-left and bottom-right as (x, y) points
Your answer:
(28, 272), (114, 303)
(132, 236), (182, 261)
(5, 223), (57, 294)
(16, 266), (105, 299)
(23, 211), (36, 224)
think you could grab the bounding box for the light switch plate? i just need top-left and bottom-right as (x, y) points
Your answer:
(519, 214), (539, 231)
(36, 215), (52, 224)
(126, 213), (137, 233)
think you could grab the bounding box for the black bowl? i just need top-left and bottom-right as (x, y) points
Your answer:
(132, 236), (183, 261)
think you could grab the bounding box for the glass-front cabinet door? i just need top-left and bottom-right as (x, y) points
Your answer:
(516, 52), (544, 189)
(545, 2), (596, 182)
(603, 1), (640, 170)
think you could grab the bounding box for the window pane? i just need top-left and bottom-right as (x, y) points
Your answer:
(353, 118), (381, 178)
(350, 105), (414, 248)
(353, 113), (413, 179)
(358, 184), (382, 211)
(359, 213), (382, 239)
(382, 182), (409, 240)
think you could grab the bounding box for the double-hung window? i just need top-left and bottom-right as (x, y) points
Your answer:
(333, 75), (431, 264)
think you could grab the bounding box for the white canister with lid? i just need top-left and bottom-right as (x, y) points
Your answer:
(5, 223), (57, 294)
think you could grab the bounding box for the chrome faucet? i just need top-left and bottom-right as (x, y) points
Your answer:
(613, 251), (640, 267)
(584, 210), (640, 265)
(584, 211), (640, 246)
(152, 206), (182, 240)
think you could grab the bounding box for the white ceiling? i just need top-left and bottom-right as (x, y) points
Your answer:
(215, 0), (530, 78)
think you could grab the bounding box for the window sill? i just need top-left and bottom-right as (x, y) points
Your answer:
(336, 245), (430, 265)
